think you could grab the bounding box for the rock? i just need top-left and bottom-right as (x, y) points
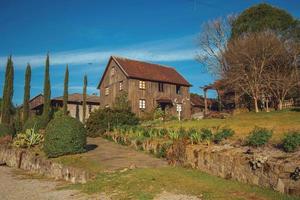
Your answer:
(119, 168), (128, 173)
(276, 178), (285, 193)
(129, 164), (136, 170)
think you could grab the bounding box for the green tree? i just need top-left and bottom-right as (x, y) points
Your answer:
(113, 91), (131, 111)
(42, 54), (51, 122)
(231, 3), (299, 39)
(23, 63), (31, 123)
(82, 75), (87, 122)
(1, 56), (14, 125)
(63, 65), (69, 115)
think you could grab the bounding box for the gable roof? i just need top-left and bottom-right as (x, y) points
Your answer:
(53, 93), (100, 104)
(97, 56), (191, 88)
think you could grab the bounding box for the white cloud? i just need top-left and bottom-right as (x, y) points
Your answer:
(0, 34), (198, 69)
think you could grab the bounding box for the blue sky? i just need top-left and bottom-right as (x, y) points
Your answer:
(0, 0), (299, 105)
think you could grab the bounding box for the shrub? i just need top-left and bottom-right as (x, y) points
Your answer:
(13, 128), (43, 148)
(282, 132), (300, 152)
(23, 116), (49, 132)
(246, 127), (272, 147)
(168, 129), (179, 140)
(189, 129), (201, 144)
(200, 128), (213, 143)
(44, 115), (86, 158)
(0, 124), (14, 137)
(154, 107), (165, 120)
(86, 108), (139, 137)
(213, 128), (235, 144)
(178, 127), (188, 138)
(156, 141), (173, 158)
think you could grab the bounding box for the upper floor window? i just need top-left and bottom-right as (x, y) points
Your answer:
(119, 81), (123, 91)
(105, 87), (109, 95)
(139, 80), (146, 90)
(111, 67), (115, 76)
(176, 85), (181, 95)
(139, 99), (146, 109)
(158, 82), (164, 92)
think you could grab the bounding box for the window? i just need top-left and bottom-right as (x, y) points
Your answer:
(139, 80), (146, 89)
(105, 87), (109, 95)
(176, 85), (181, 94)
(158, 82), (164, 92)
(111, 67), (115, 76)
(119, 81), (123, 91)
(88, 105), (92, 113)
(139, 99), (146, 109)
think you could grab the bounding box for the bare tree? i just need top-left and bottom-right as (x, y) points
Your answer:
(265, 39), (300, 110)
(223, 31), (282, 112)
(196, 16), (234, 76)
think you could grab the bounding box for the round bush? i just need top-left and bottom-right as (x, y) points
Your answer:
(23, 116), (49, 132)
(0, 124), (14, 137)
(44, 116), (86, 158)
(282, 132), (300, 152)
(86, 108), (139, 137)
(246, 127), (272, 147)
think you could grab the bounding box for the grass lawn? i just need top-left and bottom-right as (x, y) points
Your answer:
(67, 166), (300, 200)
(154, 109), (300, 143)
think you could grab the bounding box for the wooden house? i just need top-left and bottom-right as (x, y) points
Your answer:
(28, 93), (100, 122)
(97, 56), (192, 119)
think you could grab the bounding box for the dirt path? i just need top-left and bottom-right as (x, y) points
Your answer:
(0, 166), (108, 200)
(85, 137), (168, 171)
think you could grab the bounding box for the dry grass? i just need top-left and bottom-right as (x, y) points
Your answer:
(52, 154), (103, 175)
(154, 109), (300, 143)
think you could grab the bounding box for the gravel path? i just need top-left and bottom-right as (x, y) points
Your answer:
(85, 137), (168, 171)
(0, 166), (107, 200)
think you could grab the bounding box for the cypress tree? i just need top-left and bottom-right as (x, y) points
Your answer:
(82, 75), (87, 122)
(23, 63), (31, 123)
(42, 54), (51, 122)
(63, 65), (69, 115)
(1, 56), (14, 125)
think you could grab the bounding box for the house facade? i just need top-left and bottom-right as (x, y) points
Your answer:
(28, 93), (100, 122)
(98, 56), (191, 119)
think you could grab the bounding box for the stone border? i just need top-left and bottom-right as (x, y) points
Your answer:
(104, 132), (300, 196)
(0, 146), (89, 184)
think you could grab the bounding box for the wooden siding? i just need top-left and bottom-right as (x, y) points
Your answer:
(99, 60), (191, 119)
(99, 59), (128, 107)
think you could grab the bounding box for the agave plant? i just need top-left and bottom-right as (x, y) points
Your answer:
(188, 128), (201, 144)
(168, 129), (179, 140)
(200, 128), (213, 145)
(13, 128), (44, 148)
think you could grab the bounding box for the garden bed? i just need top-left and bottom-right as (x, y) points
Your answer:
(104, 130), (300, 196)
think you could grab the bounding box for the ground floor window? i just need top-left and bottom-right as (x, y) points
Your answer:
(139, 99), (146, 109)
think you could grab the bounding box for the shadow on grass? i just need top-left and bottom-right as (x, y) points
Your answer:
(85, 144), (98, 152)
(290, 107), (300, 112)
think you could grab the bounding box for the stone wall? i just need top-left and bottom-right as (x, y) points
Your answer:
(0, 146), (89, 184)
(104, 132), (300, 196)
(168, 143), (300, 196)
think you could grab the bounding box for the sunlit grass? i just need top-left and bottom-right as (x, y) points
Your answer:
(155, 109), (300, 143)
(68, 166), (300, 200)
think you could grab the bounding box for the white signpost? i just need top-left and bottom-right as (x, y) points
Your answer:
(176, 104), (182, 121)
